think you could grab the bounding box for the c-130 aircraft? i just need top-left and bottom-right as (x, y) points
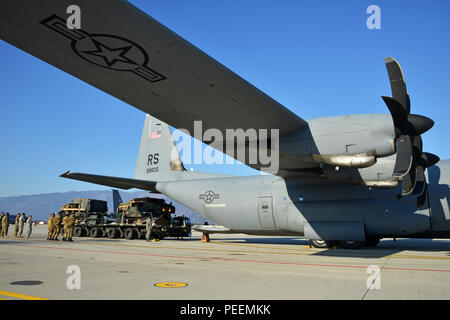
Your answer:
(1, 1), (449, 248)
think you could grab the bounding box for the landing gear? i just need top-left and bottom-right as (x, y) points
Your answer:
(364, 237), (380, 247)
(310, 238), (381, 249)
(339, 240), (364, 249)
(309, 239), (336, 248)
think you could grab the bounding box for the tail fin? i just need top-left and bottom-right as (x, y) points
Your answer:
(112, 189), (123, 213)
(61, 114), (231, 191)
(134, 114), (185, 182)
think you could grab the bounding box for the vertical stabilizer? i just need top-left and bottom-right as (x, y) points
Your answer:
(134, 114), (185, 182)
(112, 189), (123, 213)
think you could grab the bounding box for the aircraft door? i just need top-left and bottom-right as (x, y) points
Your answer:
(258, 196), (276, 229)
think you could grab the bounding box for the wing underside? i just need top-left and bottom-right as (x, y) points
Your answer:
(0, 0), (306, 171)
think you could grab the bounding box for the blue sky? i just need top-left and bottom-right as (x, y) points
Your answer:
(1, 0), (449, 197)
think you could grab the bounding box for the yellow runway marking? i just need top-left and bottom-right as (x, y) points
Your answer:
(154, 282), (188, 288)
(0, 290), (48, 300)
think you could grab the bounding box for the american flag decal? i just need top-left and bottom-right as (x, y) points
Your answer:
(150, 130), (162, 139)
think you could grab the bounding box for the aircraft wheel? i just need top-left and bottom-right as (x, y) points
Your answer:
(339, 240), (364, 249)
(309, 239), (336, 248)
(365, 238), (380, 247)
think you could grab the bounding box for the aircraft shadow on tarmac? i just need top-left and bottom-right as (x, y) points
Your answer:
(2, 236), (448, 259)
(212, 237), (450, 259)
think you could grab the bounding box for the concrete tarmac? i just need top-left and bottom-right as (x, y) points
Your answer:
(0, 225), (449, 300)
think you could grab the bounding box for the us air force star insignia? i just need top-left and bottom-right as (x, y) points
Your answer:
(40, 15), (166, 83)
(199, 191), (220, 204)
(82, 40), (135, 68)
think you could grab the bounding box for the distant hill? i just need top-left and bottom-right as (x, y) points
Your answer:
(0, 190), (211, 224)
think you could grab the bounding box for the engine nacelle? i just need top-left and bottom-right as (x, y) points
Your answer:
(279, 114), (396, 168)
(322, 154), (399, 187)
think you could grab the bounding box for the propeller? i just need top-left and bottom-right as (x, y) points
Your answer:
(382, 57), (439, 196)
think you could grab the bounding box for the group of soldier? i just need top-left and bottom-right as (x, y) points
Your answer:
(47, 212), (76, 241)
(0, 212), (33, 239)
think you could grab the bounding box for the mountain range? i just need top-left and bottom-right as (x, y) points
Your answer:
(0, 190), (210, 224)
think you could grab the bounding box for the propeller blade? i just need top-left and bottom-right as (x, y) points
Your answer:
(412, 135), (423, 156)
(382, 96), (408, 129)
(407, 114), (434, 135)
(420, 152), (440, 168)
(410, 165), (426, 196)
(383, 57), (437, 196)
(393, 135), (413, 177)
(401, 160), (417, 196)
(384, 57), (410, 113)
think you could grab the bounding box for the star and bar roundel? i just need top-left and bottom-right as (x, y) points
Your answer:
(199, 191), (220, 204)
(40, 15), (166, 83)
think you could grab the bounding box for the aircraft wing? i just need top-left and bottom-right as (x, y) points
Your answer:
(0, 0), (306, 146)
(60, 171), (159, 193)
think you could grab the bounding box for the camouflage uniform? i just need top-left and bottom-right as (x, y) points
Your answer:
(51, 213), (62, 240)
(145, 217), (152, 241)
(25, 216), (32, 239)
(0, 213), (3, 236)
(47, 213), (55, 240)
(1, 214), (9, 237)
(18, 214), (25, 238)
(62, 214), (69, 241)
(67, 214), (75, 241)
(14, 214), (20, 237)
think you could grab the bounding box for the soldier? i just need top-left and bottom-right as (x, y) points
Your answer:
(25, 215), (32, 239)
(14, 214), (20, 237)
(145, 217), (152, 242)
(51, 212), (62, 240)
(62, 213), (69, 241)
(0, 212), (4, 236)
(2, 213), (10, 237)
(18, 213), (25, 238)
(47, 213), (55, 240)
(67, 213), (75, 242)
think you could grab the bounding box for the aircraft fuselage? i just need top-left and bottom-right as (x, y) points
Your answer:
(157, 160), (450, 240)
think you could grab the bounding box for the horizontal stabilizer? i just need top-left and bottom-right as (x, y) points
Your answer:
(60, 171), (159, 193)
